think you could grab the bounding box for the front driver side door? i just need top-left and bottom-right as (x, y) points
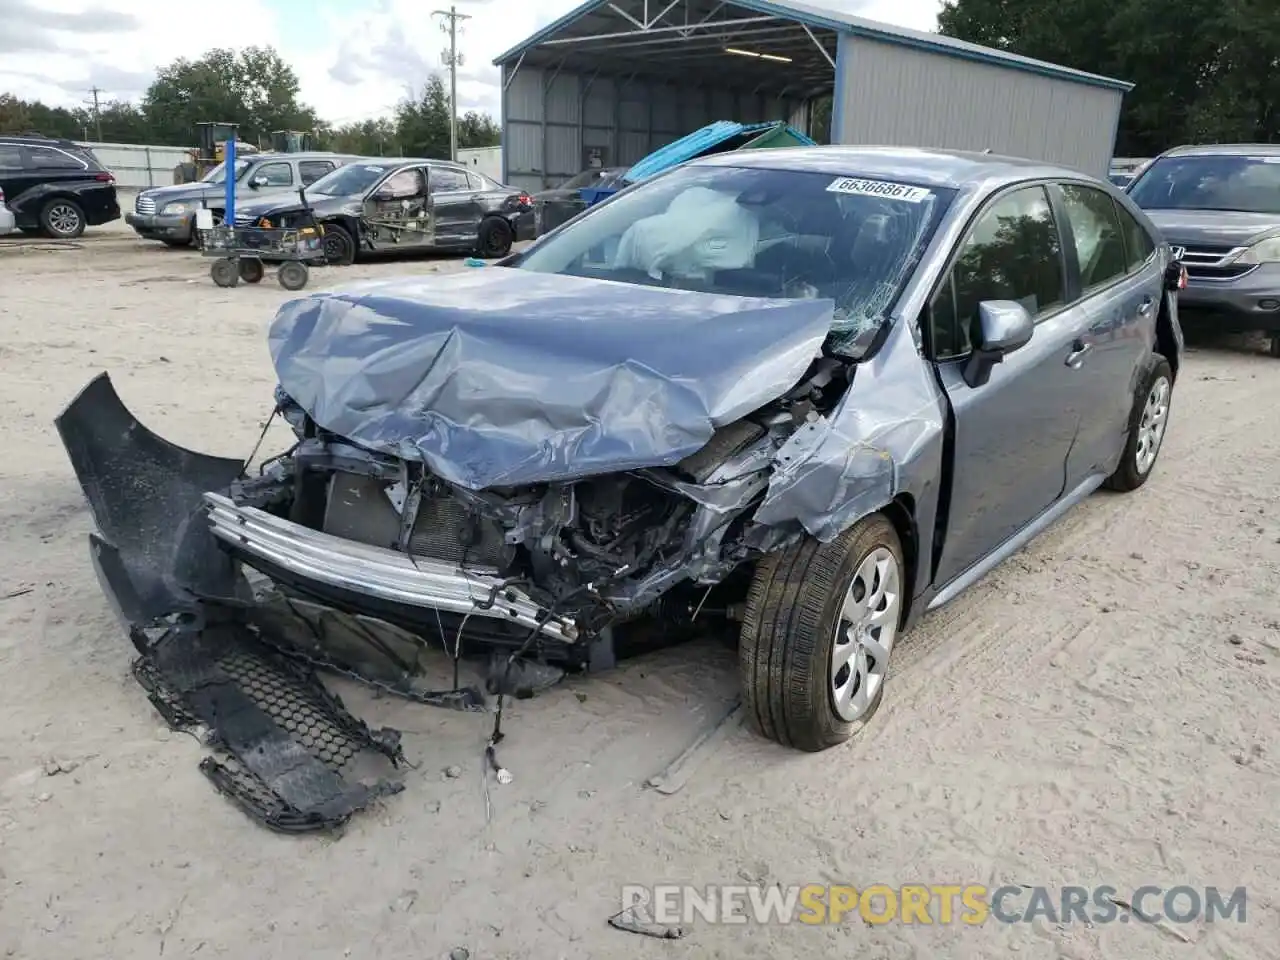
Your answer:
(930, 183), (1088, 588)
(362, 166), (433, 247)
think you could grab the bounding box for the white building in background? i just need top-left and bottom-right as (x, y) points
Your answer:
(456, 146), (503, 182)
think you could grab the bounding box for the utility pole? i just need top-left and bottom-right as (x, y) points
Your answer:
(432, 4), (471, 161)
(85, 86), (103, 141)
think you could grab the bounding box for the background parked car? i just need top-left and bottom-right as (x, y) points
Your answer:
(532, 166), (627, 233)
(231, 157), (536, 264)
(126, 151), (360, 248)
(0, 134), (120, 239)
(1126, 143), (1280, 357)
(0, 185), (15, 236)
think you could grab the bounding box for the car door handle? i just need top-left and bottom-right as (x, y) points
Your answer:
(1065, 340), (1093, 368)
(1138, 296), (1154, 317)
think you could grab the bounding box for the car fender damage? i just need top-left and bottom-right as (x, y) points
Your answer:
(55, 276), (948, 827)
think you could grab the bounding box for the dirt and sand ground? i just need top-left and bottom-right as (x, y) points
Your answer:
(0, 210), (1277, 960)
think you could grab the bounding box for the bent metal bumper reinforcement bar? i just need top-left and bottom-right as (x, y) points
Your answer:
(203, 493), (579, 643)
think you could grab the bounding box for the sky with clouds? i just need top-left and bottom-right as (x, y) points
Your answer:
(0, 0), (944, 125)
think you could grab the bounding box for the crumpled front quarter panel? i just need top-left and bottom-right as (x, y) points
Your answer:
(268, 270), (833, 489)
(754, 318), (947, 542)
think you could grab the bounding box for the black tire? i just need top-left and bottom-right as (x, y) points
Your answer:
(1268, 335), (1280, 359)
(210, 258), (239, 288)
(321, 222), (355, 265)
(1104, 355), (1173, 492)
(39, 198), (85, 239)
(740, 514), (904, 752)
(277, 261), (309, 291)
(476, 217), (514, 259)
(238, 258), (265, 284)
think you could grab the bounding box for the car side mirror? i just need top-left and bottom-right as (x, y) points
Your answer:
(963, 300), (1034, 388)
(372, 189), (393, 201)
(250, 176), (268, 188)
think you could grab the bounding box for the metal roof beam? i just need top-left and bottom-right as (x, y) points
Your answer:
(799, 21), (835, 69)
(540, 15), (775, 45)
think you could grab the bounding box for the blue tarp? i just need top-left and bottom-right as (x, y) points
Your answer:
(578, 120), (817, 207)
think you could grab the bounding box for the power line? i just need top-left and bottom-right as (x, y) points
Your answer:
(432, 4), (472, 162)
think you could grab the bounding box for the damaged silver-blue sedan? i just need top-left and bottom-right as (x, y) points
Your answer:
(59, 146), (1187, 797)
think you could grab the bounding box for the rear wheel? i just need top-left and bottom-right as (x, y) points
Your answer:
(477, 217), (513, 259)
(740, 514), (904, 752)
(1104, 356), (1173, 492)
(1268, 335), (1280, 359)
(40, 199), (85, 239)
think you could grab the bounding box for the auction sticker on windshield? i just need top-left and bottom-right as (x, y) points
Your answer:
(827, 177), (932, 203)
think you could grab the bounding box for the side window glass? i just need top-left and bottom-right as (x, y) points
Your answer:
(1114, 200), (1156, 272)
(27, 146), (84, 170)
(299, 161), (334, 185)
(944, 186), (1065, 349)
(380, 168), (426, 198)
(255, 162), (293, 186)
(0, 145), (23, 170)
(429, 168), (470, 193)
(1059, 184), (1128, 290)
(466, 172), (486, 191)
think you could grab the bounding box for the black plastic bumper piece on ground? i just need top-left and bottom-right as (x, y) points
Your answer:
(131, 618), (406, 833)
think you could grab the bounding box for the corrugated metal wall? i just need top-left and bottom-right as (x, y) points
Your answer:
(79, 141), (194, 188)
(832, 36), (1122, 178)
(501, 65), (801, 191)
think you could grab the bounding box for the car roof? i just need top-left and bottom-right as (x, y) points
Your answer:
(0, 134), (90, 150)
(248, 151), (361, 161)
(688, 145), (1097, 190)
(1157, 143), (1280, 159)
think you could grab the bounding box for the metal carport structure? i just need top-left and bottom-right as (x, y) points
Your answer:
(493, 0), (1132, 191)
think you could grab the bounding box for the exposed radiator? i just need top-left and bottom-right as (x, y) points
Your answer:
(322, 473), (510, 569)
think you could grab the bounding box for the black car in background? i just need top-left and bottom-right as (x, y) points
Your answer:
(0, 135), (120, 238)
(532, 166), (627, 233)
(231, 157), (536, 264)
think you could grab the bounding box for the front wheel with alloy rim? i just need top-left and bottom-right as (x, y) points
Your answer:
(739, 514), (904, 752)
(40, 199), (85, 239)
(1105, 356), (1173, 492)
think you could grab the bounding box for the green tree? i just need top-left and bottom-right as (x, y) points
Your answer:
(142, 46), (320, 147)
(458, 110), (500, 148)
(395, 75), (453, 158)
(319, 118), (402, 156)
(394, 76), (502, 158)
(936, 0), (1280, 155)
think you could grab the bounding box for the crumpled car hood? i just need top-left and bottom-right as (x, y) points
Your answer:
(268, 269), (833, 489)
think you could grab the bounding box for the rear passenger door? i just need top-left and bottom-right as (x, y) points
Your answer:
(428, 166), (479, 246)
(1051, 182), (1162, 487)
(929, 184), (1088, 587)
